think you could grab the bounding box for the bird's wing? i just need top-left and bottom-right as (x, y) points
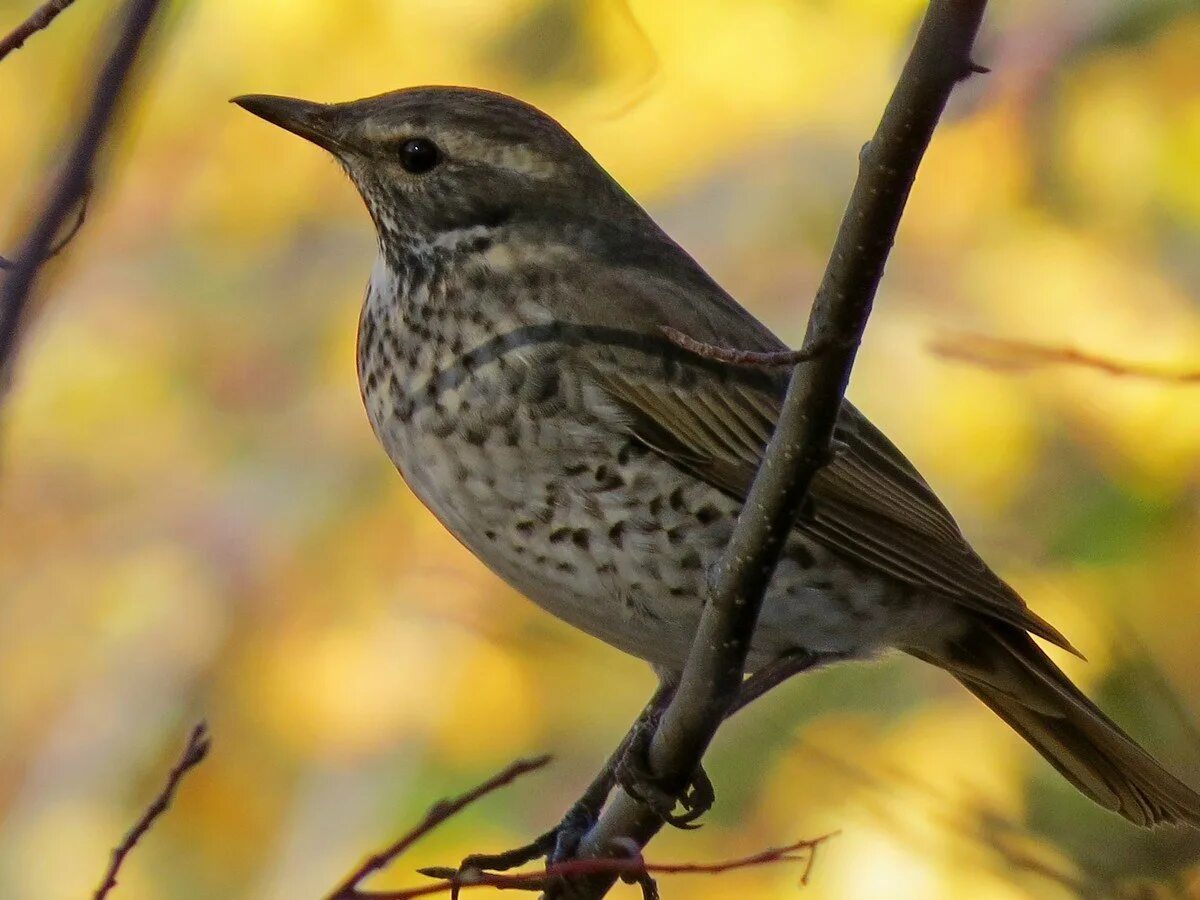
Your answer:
(567, 263), (1076, 654)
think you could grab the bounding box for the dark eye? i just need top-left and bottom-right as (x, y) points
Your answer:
(399, 137), (440, 174)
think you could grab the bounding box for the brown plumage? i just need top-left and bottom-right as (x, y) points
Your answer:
(589, 315), (1199, 828)
(910, 623), (1200, 828)
(234, 85), (1200, 829)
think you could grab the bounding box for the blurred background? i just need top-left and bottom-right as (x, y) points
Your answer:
(2, 0), (1199, 897)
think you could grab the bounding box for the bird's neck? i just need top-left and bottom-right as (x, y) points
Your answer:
(358, 227), (553, 395)
(364, 223), (477, 317)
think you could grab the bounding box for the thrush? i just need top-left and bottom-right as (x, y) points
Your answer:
(234, 87), (1200, 830)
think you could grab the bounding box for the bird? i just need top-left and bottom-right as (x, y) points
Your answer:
(233, 86), (1200, 831)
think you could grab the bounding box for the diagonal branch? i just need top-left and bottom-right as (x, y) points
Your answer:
(328, 756), (553, 900)
(930, 331), (1200, 384)
(0, 0), (81, 62)
(93, 722), (211, 900)
(560, 1), (992, 896)
(0, 0), (164, 401)
(0, 190), (90, 271)
(327, 752), (833, 900)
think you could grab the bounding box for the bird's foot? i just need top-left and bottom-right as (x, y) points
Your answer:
(545, 797), (602, 864)
(452, 834), (551, 877)
(615, 718), (715, 828)
(449, 795), (598, 879)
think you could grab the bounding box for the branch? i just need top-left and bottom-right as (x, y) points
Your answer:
(930, 331), (1200, 384)
(0, 0), (163, 400)
(561, 2), (992, 895)
(659, 325), (852, 368)
(0, 0), (80, 62)
(405, 834), (834, 899)
(92, 722), (211, 900)
(328, 756), (553, 900)
(0, 189), (90, 271)
(329, 753), (833, 900)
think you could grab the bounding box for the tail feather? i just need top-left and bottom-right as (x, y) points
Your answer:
(907, 621), (1200, 829)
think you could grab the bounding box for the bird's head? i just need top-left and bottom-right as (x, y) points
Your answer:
(233, 86), (633, 259)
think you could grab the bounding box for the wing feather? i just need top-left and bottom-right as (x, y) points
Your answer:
(585, 355), (1077, 655)
(534, 244), (1076, 654)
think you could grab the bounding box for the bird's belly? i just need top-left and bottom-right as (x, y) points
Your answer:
(371, 379), (915, 672)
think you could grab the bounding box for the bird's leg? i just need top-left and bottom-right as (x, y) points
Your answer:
(456, 679), (678, 875)
(457, 652), (838, 877)
(727, 649), (846, 718)
(611, 671), (715, 829)
(613, 717), (715, 828)
(542, 714), (654, 864)
(615, 650), (844, 827)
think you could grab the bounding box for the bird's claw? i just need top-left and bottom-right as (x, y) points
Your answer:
(615, 721), (715, 828)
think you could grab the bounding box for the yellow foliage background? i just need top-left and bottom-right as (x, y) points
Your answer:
(2, 1), (1199, 897)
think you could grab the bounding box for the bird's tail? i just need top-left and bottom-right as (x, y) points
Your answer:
(905, 620), (1200, 829)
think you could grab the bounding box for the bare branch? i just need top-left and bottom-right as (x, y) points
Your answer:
(366, 836), (833, 899)
(659, 325), (852, 368)
(408, 834), (834, 899)
(0, 0), (80, 62)
(930, 331), (1200, 384)
(327, 756), (552, 900)
(0, 0), (164, 400)
(560, 2), (992, 895)
(0, 189), (90, 271)
(329, 753), (831, 899)
(92, 722), (211, 900)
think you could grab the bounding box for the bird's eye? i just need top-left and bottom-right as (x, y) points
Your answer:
(399, 138), (440, 174)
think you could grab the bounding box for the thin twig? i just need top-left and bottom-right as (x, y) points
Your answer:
(659, 325), (852, 368)
(0, 0), (163, 399)
(930, 332), (1200, 384)
(327, 756), (552, 900)
(0, 189), (90, 270)
(363, 834), (837, 899)
(0, 0), (80, 62)
(92, 722), (211, 900)
(561, 2), (992, 896)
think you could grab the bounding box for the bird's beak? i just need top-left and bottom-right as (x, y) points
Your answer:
(231, 94), (344, 154)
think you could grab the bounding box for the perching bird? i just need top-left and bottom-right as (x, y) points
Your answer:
(234, 86), (1200, 830)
